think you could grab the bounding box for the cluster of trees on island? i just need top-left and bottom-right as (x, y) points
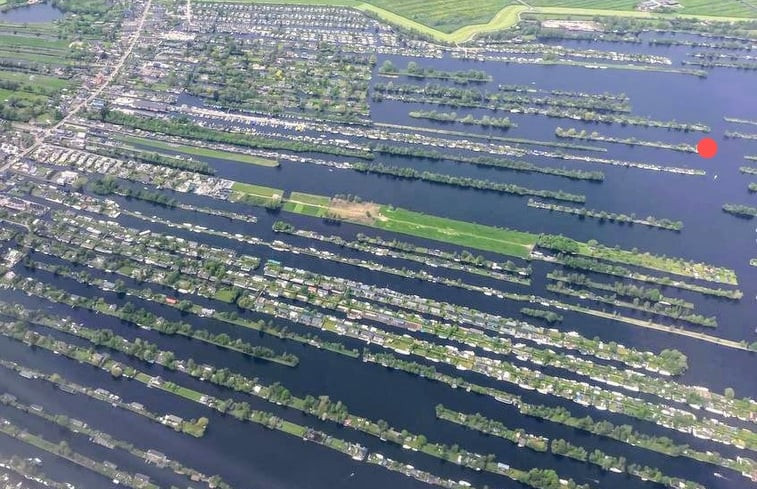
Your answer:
(372, 143), (604, 181)
(725, 131), (757, 140)
(528, 199), (683, 231)
(351, 162), (586, 202)
(551, 254), (742, 300)
(547, 280), (718, 328)
(535, 235), (739, 288)
(373, 81), (630, 114)
(555, 127), (696, 153)
(723, 203), (757, 218)
(409, 109), (515, 128)
(520, 308), (563, 323)
(548, 271), (691, 308)
(378, 60), (491, 83)
(372, 83), (709, 131)
(89, 177), (178, 208)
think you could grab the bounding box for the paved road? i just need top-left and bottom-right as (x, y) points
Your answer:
(2, 0), (153, 172)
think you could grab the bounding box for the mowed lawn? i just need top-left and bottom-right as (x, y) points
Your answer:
(231, 181), (284, 200)
(282, 192), (331, 217)
(375, 206), (537, 258)
(276, 189), (537, 258)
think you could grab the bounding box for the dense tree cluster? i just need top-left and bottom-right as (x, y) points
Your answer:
(352, 162), (586, 202)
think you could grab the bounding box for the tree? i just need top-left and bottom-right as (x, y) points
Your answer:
(110, 364), (123, 378)
(57, 441), (71, 457)
(724, 387), (735, 400)
(379, 60), (397, 74)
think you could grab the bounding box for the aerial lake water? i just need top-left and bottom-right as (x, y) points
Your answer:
(0, 2), (63, 22)
(0, 23), (755, 489)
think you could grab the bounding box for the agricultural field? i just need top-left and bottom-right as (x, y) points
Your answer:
(0, 32), (76, 67)
(0, 27), (78, 123)
(362, 0), (512, 33)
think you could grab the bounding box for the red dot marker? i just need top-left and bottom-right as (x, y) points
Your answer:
(697, 138), (718, 159)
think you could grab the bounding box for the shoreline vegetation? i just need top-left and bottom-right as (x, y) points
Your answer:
(11, 248), (756, 466)
(546, 282), (718, 328)
(722, 203), (757, 218)
(534, 235), (737, 285)
(84, 141), (216, 174)
(555, 127), (697, 153)
(0, 395), (220, 489)
(409, 109), (516, 129)
(725, 117), (757, 126)
(547, 271), (694, 309)
(0, 303), (593, 489)
(0, 416), (159, 489)
(272, 222), (531, 283)
(528, 199), (684, 231)
(372, 143), (605, 180)
(373, 83), (710, 131)
(373, 138), (702, 176)
(0, 358), (208, 438)
(3, 3), (757, 489)
(546, 254), (742, 299)
(24, 205), (722, 375)
(725, 130), (757, 140)
(92, 110), (374, 160)
(24, 244), (360, 359)
(17, 208), (752, 398)
(366, 351), (754, 476)
(435, 405), (705, 489)
(10, 268), (302, 367)
(351, 162), (587, 202)
(373, 122), (607, 152)
(378, 60), (492, 83)
(4, 204), (756, 462)
(520, 307), (563, 323)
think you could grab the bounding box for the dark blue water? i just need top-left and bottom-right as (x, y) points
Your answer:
(1, 26), (756, 489)
(0, 2), (63, 22)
